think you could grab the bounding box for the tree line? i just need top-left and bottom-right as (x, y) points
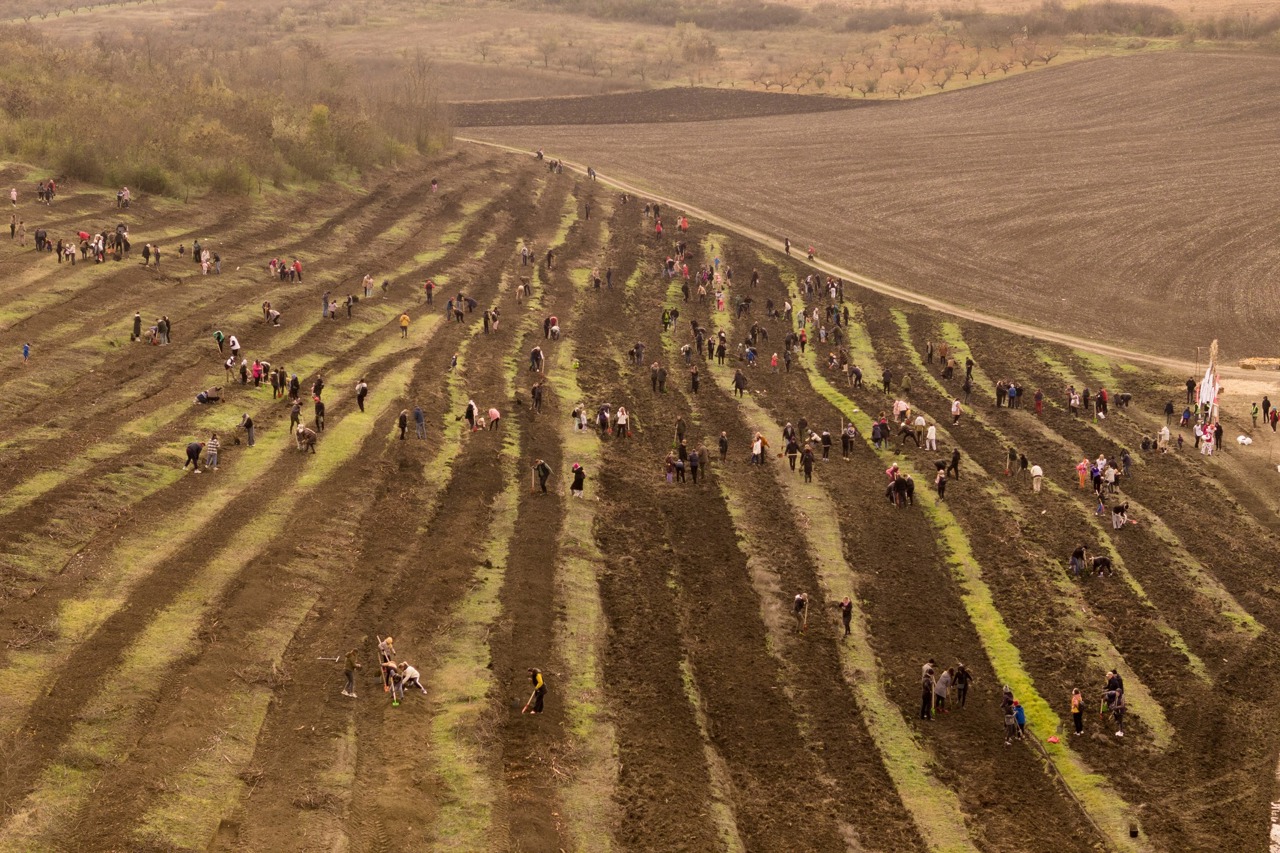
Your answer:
(0, 4), (449, 194)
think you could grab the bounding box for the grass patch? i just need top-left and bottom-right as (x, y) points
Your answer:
(424, 277), (534, 849)
(546, 339), (620, 852)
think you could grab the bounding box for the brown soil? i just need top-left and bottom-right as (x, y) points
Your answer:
(467, 51), (1280, 361)
(1, 141), (1278, 852)
(453, 87), (873, 127)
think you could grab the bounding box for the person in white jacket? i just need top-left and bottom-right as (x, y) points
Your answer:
(400, 662), (427, 695)
(925, 422), (937, 451)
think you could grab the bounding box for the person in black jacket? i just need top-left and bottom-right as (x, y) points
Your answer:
(570, 463), (586, 497)
(534, 459), (552, 493)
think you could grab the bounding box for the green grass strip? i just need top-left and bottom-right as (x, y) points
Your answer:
(425, 273), (534, 850)
(545, 339), (620, 853)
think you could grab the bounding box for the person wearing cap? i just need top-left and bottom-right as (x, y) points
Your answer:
(570, 463), (586, 497)
(527, 668), (546, 714)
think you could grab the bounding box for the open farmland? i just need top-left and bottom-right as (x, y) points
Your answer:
(466, 51), (1280, 362)
(0, 144), (1278, 851)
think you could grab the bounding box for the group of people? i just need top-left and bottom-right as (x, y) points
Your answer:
(920, 659), (975, 720)
(344, 636), (427, 707)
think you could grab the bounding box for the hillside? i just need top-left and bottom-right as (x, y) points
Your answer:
(467, 51), (1280, 362)
(0, 149), (1276, 851)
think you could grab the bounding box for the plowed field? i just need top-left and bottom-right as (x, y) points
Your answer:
(467, 51), (1280, 362)
(1, 141), (1278, 852)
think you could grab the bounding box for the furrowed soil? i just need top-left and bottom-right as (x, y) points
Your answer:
(467, 51), (1280, 362)
(0, 138), (1278, 853)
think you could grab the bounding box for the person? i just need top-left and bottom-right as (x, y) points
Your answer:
(527, 668), (547, 714)
(951, 398), (962, 425)
(719, 431), (729, 463)
(398, 409), (408, 440)
(22, 342), (29, 365)
(355, 379), (368, 413)
(1012, 700), (1026, 739)
(934, 467), (946, 499)
(946, 448), (961, 480)
(1111, 689), (1126, 737)
(386, 659), (405, 706)
(615, 405), (629, 438)
(488, 407), (501, 431)
(534, 459), (552, 493)
(289, 400), (302, 433)
(228, 334), (240, 361)
(314, 395), (326, 432)
(925, 422), (937, 452)
(214, 330), (226, 354)
(801, 445), (815, 483)
(570, 463), (585, 497)
(1091, 555), (1115, 577)
(463, 399), (477, 431)
(342, 649), (361, 698)
(401, 662), (427, 695)
(934, 667), (953, 714)
(953, 664), (972, 708)
(785, 434), (800, 472)
(240, 413), (255, 447)
(1071, 687), (1084, 735)
(793, 592), (809, 633)
(921, 668), (934, 720)
(205, 432), (220, 470)
(1111, 501), (1128, 531)
(688, 447), (700, 484)
(838, 597), (853, 638)
(1030, 463), (1043, 493)
(1003, 703), (1019, 746)
(399, 312), (410, 338)
(377, 637), (396, 692)
(296, 425), (318, 453)
(183, 440), (205, 473)
(414, 406), (426, 439)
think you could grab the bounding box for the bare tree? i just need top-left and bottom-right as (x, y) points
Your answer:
(1037, 42), (1061, 64)
(477, 41), (492, 63)
(537, 34), (559, 68)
